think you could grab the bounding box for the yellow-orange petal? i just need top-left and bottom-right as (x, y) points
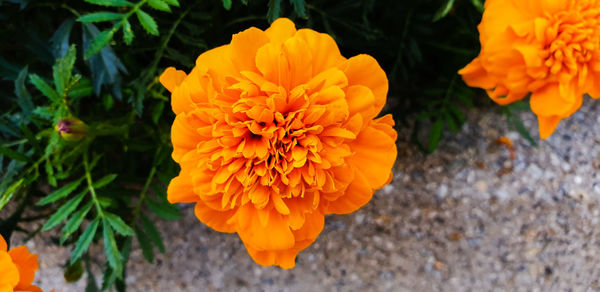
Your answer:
(347, 125), (397, 189)
(458, 57), (496, 89)
(159, 67), (187, 93)
(166, 171), (198, 203)
(255, 42), (292, 90)
(15, 284), (44, 292)
(338, 54), (388, 116)
(326, 168), (372, 214)
(537, 115), (561, 139)
(294, 29), (345, 75)
(244, 243), (298, 269)
(264, 18), (296, 44)
(170, 113), (204, 162)
(8, 247), (38, 290)
(0, 235), (6, 252)
(236, 205), (295, 251)
(244, 211), (324, 269)
(194, 201), (236, 233)
(195, 45), (237, 90)
(0, 250), (19, 290)
(283, 36), (313, 88)
(230, 27), (270, 73)
(530, 84), (578, 117)
(345, 85), (376, 120)
(372, 114), (398, 141)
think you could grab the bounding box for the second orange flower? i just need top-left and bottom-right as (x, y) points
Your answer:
(460, 0), (600, 138)
(160, 18), (397, 268)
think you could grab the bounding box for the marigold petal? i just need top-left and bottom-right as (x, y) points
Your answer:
(0, 251), (19, 290)
(345, 85), (376, 119)
(530, 84), (578, 117)
(8, 247), (38, 289)
(167, 171), (198, 204)
(171, 115), (202, 162)
(159, 67), (187, 93)
(194, 201), (235, 233)
(244, 210), (324, 269)
(264, 18), (296, 44)
(537, 115), (561, 139)
(0, 235), (6, 252)
(347, 125), (397, 189)
(236, 205), (295, 251)
(295, 29), (345, 75)
(230, 27), (270, 73)
(195, 45), (237, 89)
(372, 114), (398, 141)
(587, 75), (600, 99)
(255, 43), (292, 90)
(458, 57), (496, 89)
(338, 55), (388, 117)
(326, 169), (372, 214)
(283, 36), (313, 88)
(14, 284), (44, 292)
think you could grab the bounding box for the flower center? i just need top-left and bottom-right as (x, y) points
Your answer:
(540, 4), (600, 79)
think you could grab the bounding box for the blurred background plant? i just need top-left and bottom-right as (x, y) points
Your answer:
(0, 0), (536, 290)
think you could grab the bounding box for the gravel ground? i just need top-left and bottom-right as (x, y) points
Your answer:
(10, 100), (600, 291)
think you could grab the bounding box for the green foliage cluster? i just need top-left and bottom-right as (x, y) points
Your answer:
(0, 0), (535, 290)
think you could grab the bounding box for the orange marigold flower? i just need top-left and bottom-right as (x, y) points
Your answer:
(0, 235), (44, 292)
(459, 0), (600, 139)
(160, 18), (397, 269)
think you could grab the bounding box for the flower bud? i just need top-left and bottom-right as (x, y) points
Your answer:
(55, 117), (88, 141)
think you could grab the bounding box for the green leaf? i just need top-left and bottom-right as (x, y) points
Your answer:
(84, 29), (115, 60)
(509, 115), (538, 147)
(21, 123), (42, 154)
(448, 104), (466, 123)
(68, 77), (93, 99)
(289, 0), (307, 18)
(53, 45), (77, 98)
(145, 197), (181, 220)
(104, 213), (134, 236)
(222, 0), (232, 10)
(61, 200), (93, 244)
(148, 0), (171, 12)
(151, 101), (164, 124)
(428, 119), (444, 152)
(85, 261), (100, 292)
(14, 67), (34, 115)
(134, 225), (154, 263)
(71, 218), (100, 263)
(42, 192), (86, 231)
(29, 74), (60, 102)
(140, 214), (165, 252)
(0, 179), (24, 212)
(102, 219), (123, 275)
(92, 174), (117, 189)
(102, 94), (114, 110)
(161, 0), (179, 7)
(471, 0), (484, 12)
(45, 159), (57, 187)
(267, 0), (282, 23)
(77, 12), (124, 23)
(37, 177), (85, 206)
(433, 0), (456, 22)
(122, 19), (134, 45)
(33, 106), (53, 119)
(0, 146), (30, 162)
(444, 112), (458, 133)
(84, 0), (133, 7)
(136, 10), (159, 36)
